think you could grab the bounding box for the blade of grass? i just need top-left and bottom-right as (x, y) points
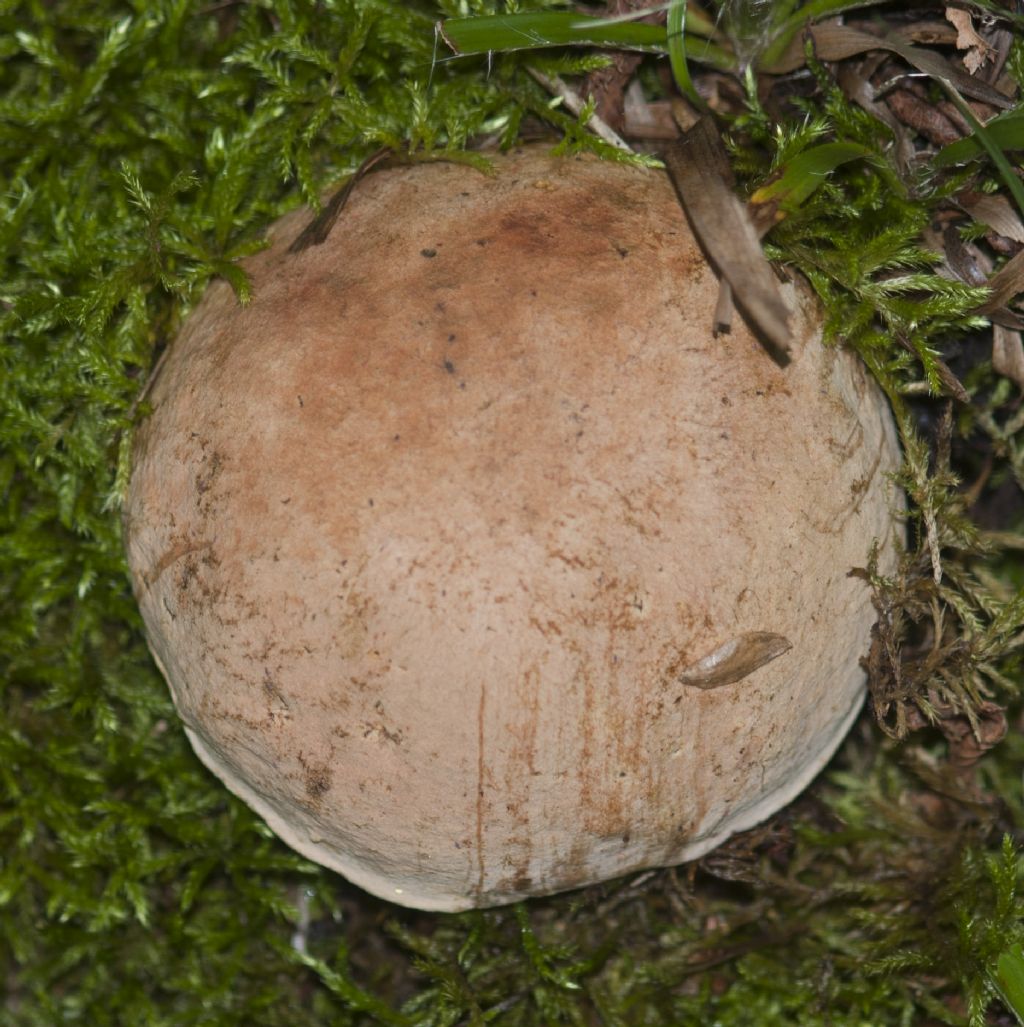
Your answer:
(935, 111), (1024, 167)
(938, 89), (1024, 223)
(993, 943), (1024, 1025)
(437, 12), (668, 55)
(666, 0), (703, 108)
(749, 141), (880, 216)
(437, 9), (735, 70)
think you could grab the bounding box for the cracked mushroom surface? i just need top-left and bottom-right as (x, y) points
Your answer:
(125, 146), (902, 911)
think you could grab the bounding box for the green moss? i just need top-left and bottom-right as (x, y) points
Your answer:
(2, 1), (1024, 1024)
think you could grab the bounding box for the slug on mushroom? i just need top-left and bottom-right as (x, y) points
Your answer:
(125, 146), (902, 911)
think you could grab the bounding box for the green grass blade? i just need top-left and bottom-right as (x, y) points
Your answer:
(666, 0), (703, 107)
(750, 141), (879, 213)
(438, 12), (667, 55)
(939, 88), (1024, 221)
(993, 944), (1024, 1025)
(935, 111), (1024, 168)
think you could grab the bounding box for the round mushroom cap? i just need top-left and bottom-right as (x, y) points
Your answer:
(125, 146), (902, 911)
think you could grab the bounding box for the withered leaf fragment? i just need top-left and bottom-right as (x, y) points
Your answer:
(978, 247), (1024, 316)
(678, 632), (793, 690)
(945, 6), (993, 75)
(957, 191), (1024, 245)
(993, 325), (1024, 388)
(663, 117), (792, 363)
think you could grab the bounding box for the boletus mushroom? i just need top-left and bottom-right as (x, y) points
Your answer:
(125, 146), (902, 911)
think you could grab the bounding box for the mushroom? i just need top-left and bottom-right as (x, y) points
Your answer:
(125, 146), (902, 911)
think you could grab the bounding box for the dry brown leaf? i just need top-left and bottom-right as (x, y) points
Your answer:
(978, 247), (1024, 314)
(983, 26), (1016, 87)
(993, 324), (1024, 388)
(957, 191), (1024, 244)
(662, 116), (792, 363)
(678, 632), (793, 690)
(933, 358), (971, 403)
(529, 68), (632, 151)
(945, 6), (994, 74)
(893, 19), (957, 47)
(622, 81), (677, 139)
(941, 225), (990, 286)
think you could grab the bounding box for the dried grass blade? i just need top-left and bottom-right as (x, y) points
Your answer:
(663, 117), (792, 363)
(289, 148), (392, 253)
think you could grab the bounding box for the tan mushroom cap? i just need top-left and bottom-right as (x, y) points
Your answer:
(125, 146), (902, 911)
